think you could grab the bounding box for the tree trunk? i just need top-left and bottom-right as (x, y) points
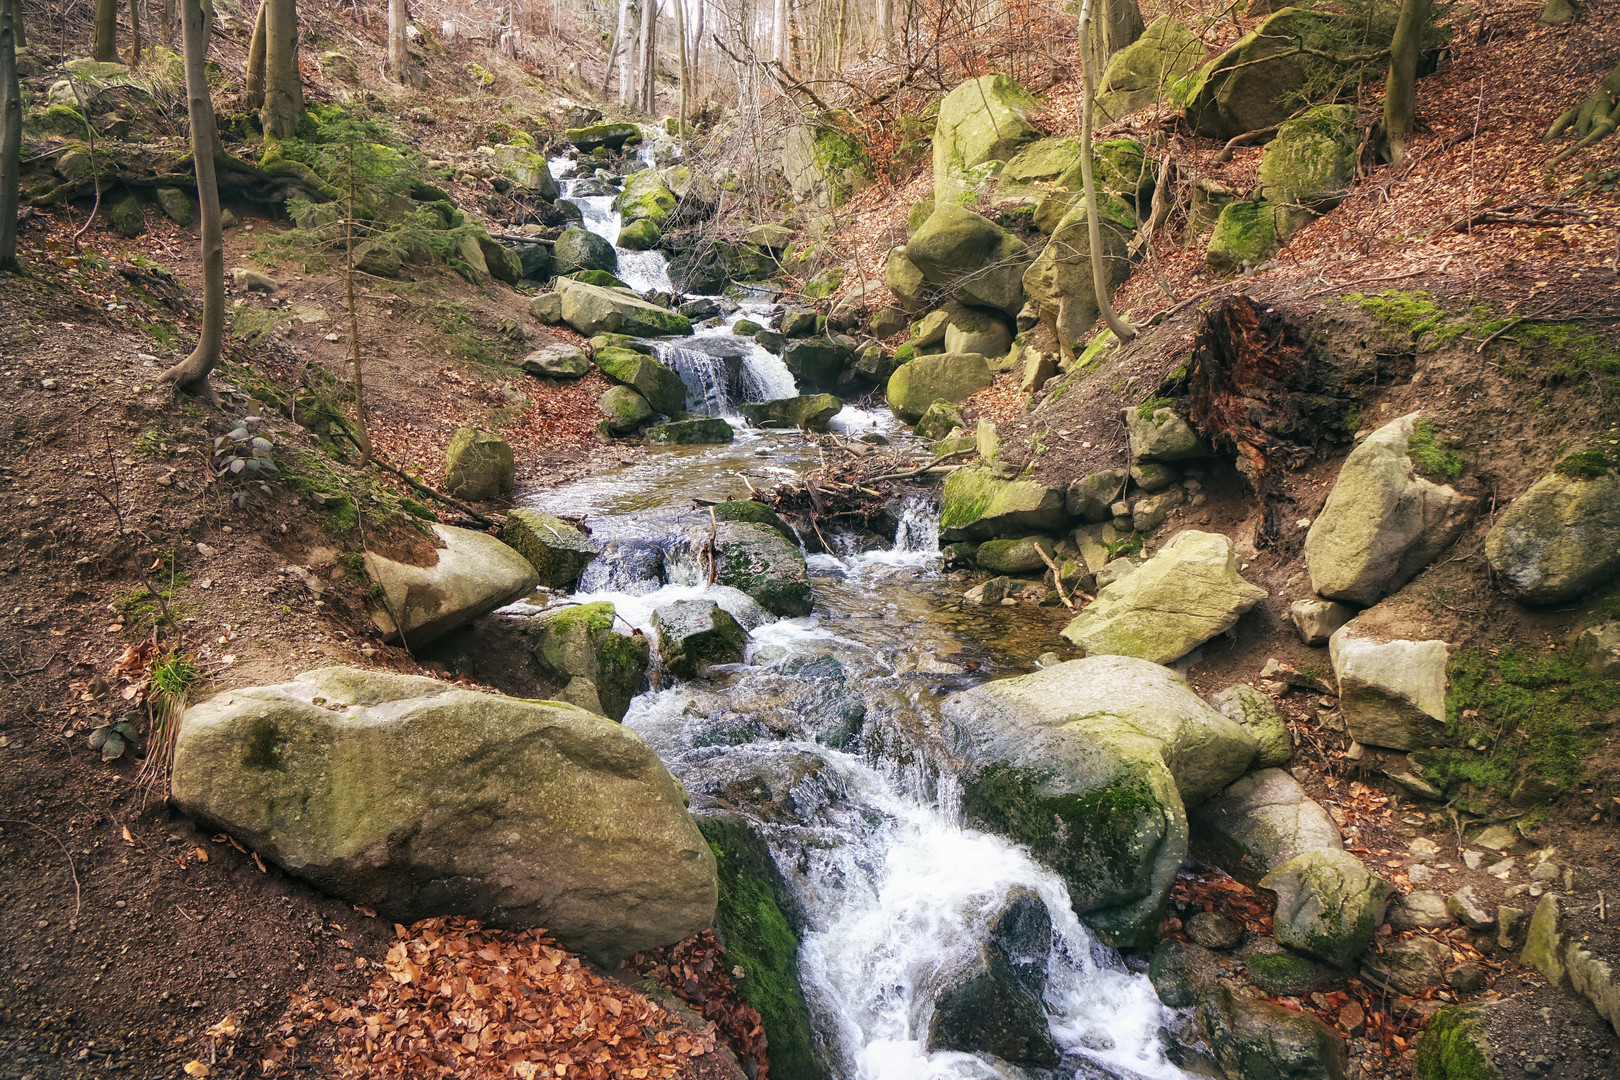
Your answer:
(344, 147), (373, 464)
(386, 0), (407, 83)
(11, 0), (21, 50)
(638, 0), (656, 113)
(159, 0), (224, 400)
(875, 0), (892, 55)
(772, 0), (787, 64)
(128, 0), (142, 70)
(690, 0), (702, 96)
(1, 0), (21, 273)
(244, 0), (266, 108)
(1078, 0), (1135, 341)
(261, 0), (303, 139)
(672, 0), (688, 131)
(618, 0), (636, 104)
(601, 0), (627, 96)
(1086, 0), (1142, 79)
(93, 0), (118, 62)
(1383, 0), (1432, 164)
(157, 0), (172, 48)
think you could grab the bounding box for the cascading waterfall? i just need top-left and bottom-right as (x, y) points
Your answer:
(514, 436), (1190, 1080)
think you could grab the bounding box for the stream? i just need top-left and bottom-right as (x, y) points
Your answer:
(517, 148), (1189, 1080)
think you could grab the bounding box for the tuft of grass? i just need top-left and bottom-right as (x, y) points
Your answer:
(1553, 435), (1620, 479)
(1409, 419), (1464, 482)
(140, 651), (204, 797)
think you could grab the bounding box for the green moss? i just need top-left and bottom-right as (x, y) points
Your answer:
(808, 112), (872, 207)
(938, 467), (998, 531)
(1206, 200), (1279, 272)
(1554, 446), (1619, 478)
(893, 343), (916, 363)
(1409, 419), (1464, 481)
(1136, 395), (1173, 419)
(1414, 1006), (1498, 1080)
(711, 500), (796, 543)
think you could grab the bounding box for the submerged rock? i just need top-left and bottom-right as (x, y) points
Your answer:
(500, 508), (598, 590)
(365, 524), (540, 647)
(943, 655), (1256, 947)
(1060, 530), (1267, 665)
(170, 666), (716, 962)
(653, 600), (748, 678)
(534, 601), (650, 721)
(926, 887), (1059, 1066)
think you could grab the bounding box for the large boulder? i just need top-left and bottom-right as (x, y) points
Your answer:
(1329, 615), (1449, 751)
(534, 601), (650, 721)
(364, 524), (539, 647)
(905, 205), (1031, 317)
(614, 168), (678, 230)
(1030, 139), (1154, 233)
(1485, 455), (1620, 606)
(886, 352), (994, 423)
(990, 136), (1084, 209)
(943, 655), (1257, 947)
(925, 887), (1059, 1065)
(500, 508), (599, 590)
(646, 418), (735, 445)
(1304, 413), (1477, 606)
(1257, 104), (1358, 238)
(1127, 404), (1207, 462)
(976, 536), (1056, 575)
(557, 278), (694, 338)
(780, 117), (871, 208)
(553, 228), (618, 276)
(1023, 198), (1136, 352)
(653, 599), (748, 678)
(933, 73), (1041, 203)
(489, 143), (560, 200)
(1059, 531), (1268, 665)
(1263, 847), (1392, 970)
(740, 394), (842, 431)
(1191, 768), (1342, 886)
(1096, 15), (1204, 122)
(941, 304), (1013, 357)
(702, 521), (813, 618)
(780, 337), (847, 391)
(1178, 7), (1397, 141)
(1198, 985), (1346, 1080)
(885, 248), (929, 308)
(522, 343), (591, 378)
(1205, 200), (1283, 273)
(442, 427), (515, 501)
(170, 666), (715, 962)
(599, 385), (653, 435)
(939, 466), (1068, 542)
(595, 347), (689, 415)
(566, 121), (642, 151)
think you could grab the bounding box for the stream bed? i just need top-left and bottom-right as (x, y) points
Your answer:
(512, 149), (1189, 1080)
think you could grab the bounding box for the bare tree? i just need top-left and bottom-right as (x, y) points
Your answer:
(771, 0), (787, 63)
(127, 0), (142, 69)
(673, 0), (689, 129)
(1, 0), (20, 273)
(159, 0), (225, 399)
(262, 0), (303, 138)
(158, 0), (173, 47)
(874, 0), (892, 54)
(637, 0), (657, 111)
(1085, 0), (1142, 78)
(93, 0), (118, 62)
(1383, 0), (1432, 164)
(386, 0), (408, 83)
(244, 0), (266, 108)
(602, 0), (629, 95)
(1078, 0), (1135, 341)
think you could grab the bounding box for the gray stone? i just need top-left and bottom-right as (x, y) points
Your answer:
(1023, 199), (1136, 350)
(156, 187), (192, 225)
(1127, 406), (1207, 462)
(443, 427), (516, 502)
(1095, 557), (1137, 588)
(554, 228), (619, 276)
(1130, 461), (1180, 492)
(530, 292), (563, 323)
(1211, 684), (1293, 768)
(1361, 935), (1448, 994)
(940, 466), (1068, 542)
(913, 400), (966, 442)
(905, 204), (1031, 317)
(1290, 597), (1357, 647)
(943, 655), (1257, 948)
(522, 343), (591, 378)
(1448, 886), (1495, 930)
(740, 394), (843, 432)
(1498, 905), (1528, 950)
(1329, 616), (1449, 750)
(780, 337), (848, 391)
(886, 353), (994, 422)
(1067, 469), (1128, 523)
(1191, 768), (1340, 885)
(1485, 467), (1620, 606)
(170, 666), (714, 962)
(1241, 938), (1341, 997)
(925, 887), (1058, 1065)
(646, 418), (735, 445)
(1149, 939), (1221, 1008)
(1261, 847), (1392, 968)
(1131, 487), (1185, 532)
(653, 600), (748, 678)
(1187, 911), (1244, 950)
(1304, 413), (1477, 606)
(501, 509), (598, 590)
(943, 307), (1013, 358)
(556, 277), (693, 338)
(1388, 890), (1453, 931)
(557, 676), (606, 717)
(534, 602), (650, 722)
(1198, 985), (1346, 1080)
(231, 267), (278, 293)
(1060, 530), (1267, 665)
(364, 524), (540, 647)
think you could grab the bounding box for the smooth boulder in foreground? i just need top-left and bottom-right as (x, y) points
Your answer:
(170, 666), (717, 962)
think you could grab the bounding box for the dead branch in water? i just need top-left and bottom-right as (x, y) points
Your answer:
(751, 433), (945, 548)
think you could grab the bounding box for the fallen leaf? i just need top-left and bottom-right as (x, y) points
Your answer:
(121, 826), (135, 845)
(183, 1062), (210, 1077)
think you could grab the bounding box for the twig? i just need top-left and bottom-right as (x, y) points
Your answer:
(1034, 544), (1075, 610)
(0, 819), (82, 925)
(65, 73), (102, 247)
(332, 424), (497, 528)
(1215, 124), (1280, 162)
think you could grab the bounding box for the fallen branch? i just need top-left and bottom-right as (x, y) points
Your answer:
(1034, 545), (1075, 610)
(331, 423), (498, 528)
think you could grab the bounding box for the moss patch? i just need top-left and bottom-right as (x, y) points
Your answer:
(1409, 419), (1465, 482)
(1414, 1006), (1498, 1080)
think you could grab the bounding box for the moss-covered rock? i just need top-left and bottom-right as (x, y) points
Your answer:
(1198, 984), (1346, 1080)
(156, 187), (192, 225)
(106, 194), (146, 238)
(1149, 940), (1222, 1008)
(933, 73), (1041, 204)
(1485, 466), (1620, 606)
(653, 599), (748, 678)
(1206, 200), (1282, 272)
(535, 601), (650, 721)
(568, 268), (632, 289)
(886, 353), (994, 423)
(780, 337), (848, 392)
(1211, 684), (1293, 767)
(1258, 104), (1357, 216)
(990, 136), (1083, 208)
(616, 218), (661, 250)
(645, 418), (735, 445)
(557, 278), (693, 339)
(739, 394), (842, 432)
(596, 348), (689, 416)
(500, 508), (598, 589)
(906, 204), (1031, 316)
(566, 122), (642, 152)
(1023, 197), (1137, 352)
(939, 466), (1067, 542)
(781, 115), (873, 207)
(1261, 848), (1392, 968)
(1097, 15), (1203, 122)
(489, 143), (560, 200)
(554, 228), (618, 275)
(914, 400), (966, 442)
(976, 536), (1056, 574)
(1031, 140), (1154, 233)
(443, 427), (515, 501)
(475, 231), (523, 284)
(615, 168), (678, 229)
(1414, 1004), (1501, 1080)
(598, 385), (653, 435)
(365, 525), (541, 647)
(710, 500), (798, 544)
(708, 521), (812, 617)
(884, 248), (929, 308)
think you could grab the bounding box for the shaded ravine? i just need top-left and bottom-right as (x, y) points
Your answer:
(519, 146), (1188, 1080)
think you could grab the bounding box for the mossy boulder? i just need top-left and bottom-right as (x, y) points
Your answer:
(490, 143), (560, 200)
(645, 418), (735, 445)
(780, 337), (848, 392)
(1060, 531), (1268, 665)
(905, 205), (1031, 317)
(710, 500), (797, 544)
(781, 115), (873, 207)
(534, 601), (651, 721)
(707, 521), (813, 617)
(1485, 466), (1620, 606)
(1198, 984), (1347, 1080)
(596, 348), (689, 416)
(933, 73), (1041, 203)
(886, 353), (994, 423)
(616, 218), (661, 250)
(942, 655), (1258, 948)
(991, 136), (1084, 208)
(566, 121), (642, 152)
(615, 168), (678, 229)
(1261, 848), (1393, 968)
(1178, 7), (1398, 140)
(170, 666), (714, 962)
(1414, 1004), (1501, 1080)
(1258, 104), (1357, 219)
(1097, 15), (1203, 122)
(1030, 140), (1154, 233)
(568, 268), (632, 289)
(884, 248), (930, 308)
(364, 525), (541, 647)
(1206, 200), (1283, 273)
(1211, 684), (1293, 768)
(914, 400), (966, 442)
(739, 394), (842, 432)
(106, 194), (146, 238)
(500, 508), (599, 589)
(976, 535), (1056, 575)
(443, 427), (515, 501)
(1023, 197), (1137, 352)
(942, 304), (1013, 357)
(599, 385), (653, 435)
(475, 232), (523, 284)
(554, 228), (619, 276)
(939, 466), (1067, 542)
(653, 600), (748, 678)
(156, 187), (192, 226)
(557, 278), (693, 339)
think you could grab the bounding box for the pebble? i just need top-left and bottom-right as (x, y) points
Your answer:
(1463, 849), (1484, 870)
(41, 378), (57, 390)
(1486, 857), (1516, 879)
(1410, 837), (1441, 858)
(1186, 911), (1243, 950)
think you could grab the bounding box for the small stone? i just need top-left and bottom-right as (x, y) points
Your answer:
(1409, 837), (1440, 858)
(1462, 850), (1483, 870)
(1445, 964), (1487, 994)
(1344, 740), (1364, 761)
(1386, 771), (1444, 801)
(1447, 886), (1494, 930)
(1486, 858), (1516, 879)
(1496, 906), (1528, 949)
(1408, 864), (1435, 884)
(1388, 890), (1452, 931)
(230, 267), (279, 293)
(1289, 597), (1356, 647)
(41, 378), (57, 390)
(1473, 824), (1516, 851)
(1186, 911), (1243, 950)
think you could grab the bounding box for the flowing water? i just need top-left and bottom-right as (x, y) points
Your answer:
(521, 147), (1187, 1080)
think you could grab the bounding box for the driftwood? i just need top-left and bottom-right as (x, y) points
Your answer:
(755, 433), (945, 549)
